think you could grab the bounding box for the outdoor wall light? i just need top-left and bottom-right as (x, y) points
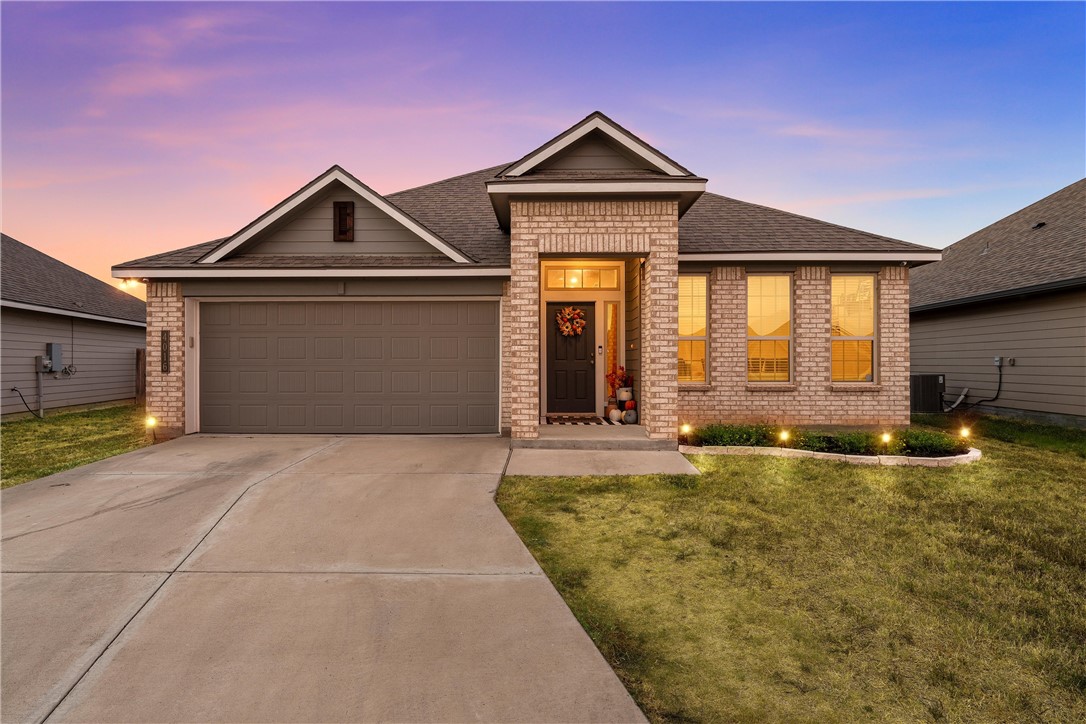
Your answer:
(779, 430), (790, 442)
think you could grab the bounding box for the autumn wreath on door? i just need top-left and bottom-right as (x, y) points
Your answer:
(555, 306), (587, 336)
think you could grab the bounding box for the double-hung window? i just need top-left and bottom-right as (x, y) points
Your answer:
(831, 274), (877, 382)
(678, 275), (707, 383)
(747, 275), (792, 382)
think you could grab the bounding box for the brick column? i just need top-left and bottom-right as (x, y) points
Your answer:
(145, 281), (185, 439)
(878, 265), (911, 426)
(508, 204), (541, 439)
(641, 240), (679, 439)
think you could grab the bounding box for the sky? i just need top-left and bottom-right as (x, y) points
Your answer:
(2, 1), (1083, 300)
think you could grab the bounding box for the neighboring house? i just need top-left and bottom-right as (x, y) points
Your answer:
(113, 112), (941, 442)
(910, 179), (1086, 425)
(2, 234), (147, 416)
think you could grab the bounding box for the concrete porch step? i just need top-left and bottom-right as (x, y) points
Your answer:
(511, 425), (676, 451)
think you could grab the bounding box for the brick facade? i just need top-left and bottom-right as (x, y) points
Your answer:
(677, 265), (910, 427)
(145, 281), (186, 438)
(507, 199), (680, 439)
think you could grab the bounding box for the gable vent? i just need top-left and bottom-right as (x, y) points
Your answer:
(333, 201), (354, 242)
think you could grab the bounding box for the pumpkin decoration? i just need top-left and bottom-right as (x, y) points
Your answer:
(624, 400), (637, 411)
(555, 306), (587, 337)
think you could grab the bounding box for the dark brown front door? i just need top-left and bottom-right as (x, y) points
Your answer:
(546, 302), (595, 414)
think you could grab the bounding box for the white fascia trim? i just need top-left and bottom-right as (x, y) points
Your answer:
(113, 267), (512, 279)
(1, 299), (146, 327)
(503, 117), (689, 177)
(487, 180), (706, 195)
(201, 168), (472, 264)
(679, 252), (943, 262)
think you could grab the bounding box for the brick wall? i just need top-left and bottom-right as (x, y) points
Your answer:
(678, 265), (910, 427)
(145, 281), (185, 438)
(507, 199), (680, 439)
(500, 280), (513, 433)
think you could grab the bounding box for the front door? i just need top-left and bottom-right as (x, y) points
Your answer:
(546, 302), (596, 414)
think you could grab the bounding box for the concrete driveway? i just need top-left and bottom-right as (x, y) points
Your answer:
(2, 436), (645, 723)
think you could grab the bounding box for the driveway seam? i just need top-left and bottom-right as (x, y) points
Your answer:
(38, 437), (347, 724)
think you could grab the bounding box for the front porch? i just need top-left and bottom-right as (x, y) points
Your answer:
(511, 422), (675, 451)
(503, 199), (681, 443)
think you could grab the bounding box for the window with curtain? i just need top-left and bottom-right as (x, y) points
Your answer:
(678, 275), (707, 383)
(831, 275), (876, 382)
(747, 275), (792, 382)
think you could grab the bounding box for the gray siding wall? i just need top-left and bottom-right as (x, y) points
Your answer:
(625, 258), (642, 398)
(910, 289), (1086, 419)
(1, 308), (145, 415)
(537, 135), (643, 171)
(247, 185), (437, 256)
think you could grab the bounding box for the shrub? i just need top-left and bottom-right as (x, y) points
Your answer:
(900, 428), (970, 457)
(697, 423), (774, 447)
(831, 431), (881, 456)
(687, 425), (970, 458)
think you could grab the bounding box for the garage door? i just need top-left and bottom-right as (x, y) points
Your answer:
(199, 300), (499, 434)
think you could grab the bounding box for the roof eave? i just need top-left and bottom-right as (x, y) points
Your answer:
(910, 276), (1086, 313)
(486, 178), (707, 231)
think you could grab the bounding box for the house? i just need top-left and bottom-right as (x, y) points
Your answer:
(2, 234), (146, 416)
(910, 179), (1086, 425)
(113, 112), (941, 442)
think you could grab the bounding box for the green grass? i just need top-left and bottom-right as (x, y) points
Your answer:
(913, 412), (1086, 458)
(498, 421), (1086, 722)
(1, 404), (151, 488)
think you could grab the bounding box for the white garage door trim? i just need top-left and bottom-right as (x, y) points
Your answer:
(185, 296), (503, 434)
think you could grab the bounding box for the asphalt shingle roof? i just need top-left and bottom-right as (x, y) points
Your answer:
(115, 164), (935, 271)
(910, 179), (1086, 310)
(2, 234), (146, 323)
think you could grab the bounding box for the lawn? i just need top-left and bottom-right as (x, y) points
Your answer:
(1, 404), (151, 488)
(498, 418), (1086, 722)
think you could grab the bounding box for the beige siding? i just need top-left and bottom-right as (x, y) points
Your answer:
(247, 185), (439, 256)
(1, 308), (145, 415)
(536, 135), (643, 171)
(911, 289), (1086, 418)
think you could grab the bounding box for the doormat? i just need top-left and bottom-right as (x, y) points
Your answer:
(545, 415), (618, 425)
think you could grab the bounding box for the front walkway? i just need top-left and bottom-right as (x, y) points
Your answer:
(1, 436), (645, 723)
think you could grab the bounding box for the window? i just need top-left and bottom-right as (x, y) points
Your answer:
(747, 275), (791, 382)
(545, 267), (620, 290)
(678, 275), (707, 383)
(831, 275), (876, 382)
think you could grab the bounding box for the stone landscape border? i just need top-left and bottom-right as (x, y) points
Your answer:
(679, 445), (982, 467)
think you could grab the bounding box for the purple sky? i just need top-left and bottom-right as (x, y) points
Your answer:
(3, 2), (1083, 299)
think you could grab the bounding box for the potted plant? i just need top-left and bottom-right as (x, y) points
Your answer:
(607, 366), (634, 402)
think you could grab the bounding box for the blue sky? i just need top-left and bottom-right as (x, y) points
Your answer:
(2, 2), (1083, 292)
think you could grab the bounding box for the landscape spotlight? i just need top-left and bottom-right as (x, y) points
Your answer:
(881, 432), (892, 444)
(680, 423), (692, 434)
(779, 430), (790, 442)
(145, 416), (156, 427)
(960, 427), (971, 439)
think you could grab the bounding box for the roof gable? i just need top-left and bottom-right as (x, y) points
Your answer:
(498, 111), (693, 178)
(201, 166), (473, 264)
